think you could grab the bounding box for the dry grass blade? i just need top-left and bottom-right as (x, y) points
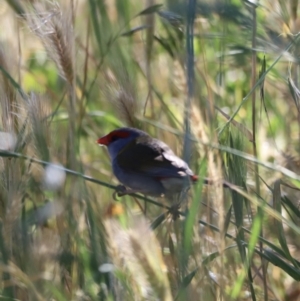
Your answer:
(288, 77), (300, 113)
(0, 47), (17, 133)
(272, 180), (298, 266)
(215, 105), (253, 142)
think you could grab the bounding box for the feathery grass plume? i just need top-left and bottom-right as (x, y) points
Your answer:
(103, 65), (138, 127)
(26, 2), (74, 86)
(26, 93), (50, 162)
(26, 2), (77, 170)
(105, 217), (172, 301)
(0, 46), (23, 250)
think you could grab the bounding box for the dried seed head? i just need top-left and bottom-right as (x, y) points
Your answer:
(103, 66), (138, 127)
(104, 217), (172, 300)
(26, 3), (74, 85)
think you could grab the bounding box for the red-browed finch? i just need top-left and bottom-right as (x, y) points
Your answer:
(97, 127), (198, 198)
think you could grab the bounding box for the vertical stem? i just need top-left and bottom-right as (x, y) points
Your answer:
(67, 1), (77, 171)
(180, 0), (196, 290)
(145, 0), (155, 117)
(0, 222), (14, 298)
(251, 4), (268, 301)
(251, 0), (258, 196)
(290, 0), (300, 151)
(183, 0), (196, 164)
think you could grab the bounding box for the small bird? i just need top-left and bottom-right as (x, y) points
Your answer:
(97, 127), (198, 198)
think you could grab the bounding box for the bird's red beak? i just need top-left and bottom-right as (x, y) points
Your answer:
(97, 136), (109, 146)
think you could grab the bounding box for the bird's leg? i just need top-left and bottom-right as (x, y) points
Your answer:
(168, 203), (181, 220)
(112, 185), (146, 215)
(166, 194), (182, 220)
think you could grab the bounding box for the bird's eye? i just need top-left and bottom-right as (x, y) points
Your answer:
(110, 135), (118, 142)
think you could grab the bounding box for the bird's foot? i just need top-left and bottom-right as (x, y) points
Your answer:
(113, 185), (128, 200)
(168, 203), (181, 220)
(113, 185), (141, 200)
(112, 186), (145, 215)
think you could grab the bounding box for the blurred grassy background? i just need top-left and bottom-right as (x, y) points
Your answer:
(1, 0), (300, 300)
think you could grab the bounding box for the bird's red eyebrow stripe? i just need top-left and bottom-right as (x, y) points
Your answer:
(97, 130), (130, 145)
(112, 131), (130, 138)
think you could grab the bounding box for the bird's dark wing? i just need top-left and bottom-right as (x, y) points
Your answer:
(116, 136), (192, 178)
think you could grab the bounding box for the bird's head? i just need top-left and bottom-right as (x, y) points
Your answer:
(97, 127), (146, 159)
